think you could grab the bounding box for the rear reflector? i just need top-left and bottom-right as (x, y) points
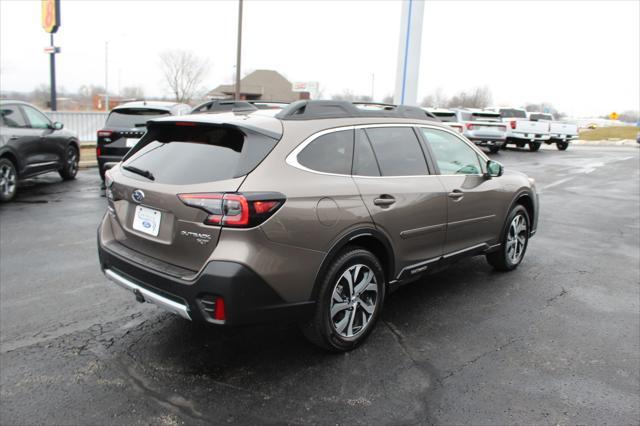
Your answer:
(200, 295), (226, 322)
(466, 123), (474, 130)
(178, 192), (285, 228)
(510, 120), (517, 130)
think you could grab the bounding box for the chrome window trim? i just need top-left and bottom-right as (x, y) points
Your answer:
(285, 122), (489, 178)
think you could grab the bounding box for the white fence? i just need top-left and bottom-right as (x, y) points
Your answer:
(45, 111), (108, 143)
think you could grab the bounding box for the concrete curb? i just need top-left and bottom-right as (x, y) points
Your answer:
(573, 139), (638, 146)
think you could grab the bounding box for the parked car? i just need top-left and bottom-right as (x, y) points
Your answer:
(490, 107), (550, 151)
(451, 108), (507, 153)
(423, 108), (464, 134)
(96, 101), (191, 181)
(98, 100), (539, 351)
(0, 100), (80, 202)
(529, 112), (577, 151)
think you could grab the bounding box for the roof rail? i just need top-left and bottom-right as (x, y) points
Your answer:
(275, 100), (438, 121)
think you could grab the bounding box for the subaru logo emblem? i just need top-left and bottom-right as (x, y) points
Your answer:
(132, 189), (145, 203)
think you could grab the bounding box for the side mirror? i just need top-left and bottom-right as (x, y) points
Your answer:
(51, 122), (64, 130)
(486, 160), (503, 178)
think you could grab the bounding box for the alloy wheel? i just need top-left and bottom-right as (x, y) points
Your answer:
(0, 163), (17, 198)
(506, 214), (528, 264)
(67, 148), (78, 175)
(330, 264), (378, 338)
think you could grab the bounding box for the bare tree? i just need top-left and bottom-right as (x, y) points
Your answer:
(382, 94), (393, 104)
(159, 49), (210, 103)
(331, 90), (372, 102)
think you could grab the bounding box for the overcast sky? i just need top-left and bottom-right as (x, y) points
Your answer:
(1, 0), (638, 117)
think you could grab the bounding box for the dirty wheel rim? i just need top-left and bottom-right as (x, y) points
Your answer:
(67, 148), (78, 175)
(0, 163), (17, 197)
(506, 214), (527, 264)
(330, 264), (378, 338)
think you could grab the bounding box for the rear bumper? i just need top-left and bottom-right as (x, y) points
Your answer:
(468, 138), (506, 147)
(549, 134), (577, 142)
(507, 132), (548, 142)
(98, 235), (315, 326)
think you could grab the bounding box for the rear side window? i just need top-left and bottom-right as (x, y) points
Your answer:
(297, 130), (353, 175)
(0, 105), (27, 128)
(472, 112), (501, 122)
(530, 113), (553, 121)
(353, 129), (381, 176)
(499, 109), (527, 119)
(106, 108), (171, 128)
(365, 127), (428, 176)
(122, 125), (278, 185)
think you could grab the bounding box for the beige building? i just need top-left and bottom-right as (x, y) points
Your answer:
(207, 69), (309, 102)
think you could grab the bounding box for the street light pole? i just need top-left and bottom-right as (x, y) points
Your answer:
(234, 0), (243, 100)
(49, 34), (57, 111)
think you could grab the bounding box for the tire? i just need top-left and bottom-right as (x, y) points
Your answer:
(489, 145), (500, 154)
(0, 158), (18, 202)
(59, 145), (79, 180)
(516, 142), (525, 148)
(301, 247), (385, 352)
(529, 142), (541, 152)
(556, 142), (569, 151)
(486, 205), (530, 271)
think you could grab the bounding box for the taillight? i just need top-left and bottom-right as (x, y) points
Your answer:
(178, 192), (284, 228)
(96, 146), (101, 157)
(510, 120), (517, 130)
(466, 123), (474, 130)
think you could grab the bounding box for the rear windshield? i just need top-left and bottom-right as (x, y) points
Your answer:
(106, 108), (171, 128)
(432, 112), (457, 122)
(472, 112), (501, 122)
(499, 109), (527, 119)
(122, 124), (278, 185)
(530, 113), (553, 121)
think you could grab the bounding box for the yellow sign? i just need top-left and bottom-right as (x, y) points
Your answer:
(41, 0), (60, 33)
(609, 112), (619, 120)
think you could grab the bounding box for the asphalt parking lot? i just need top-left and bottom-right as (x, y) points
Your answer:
(1, 145), (638, 425)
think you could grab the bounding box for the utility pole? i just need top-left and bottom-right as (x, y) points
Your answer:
(105, 41), (109, 111)
(234, 0), (243, 100)
(393, 0), (425, 106)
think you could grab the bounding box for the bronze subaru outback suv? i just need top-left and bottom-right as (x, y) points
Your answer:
(98, 100), (538, 351)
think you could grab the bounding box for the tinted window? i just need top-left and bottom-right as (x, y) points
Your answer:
(106, 108), (171, 128)
(0, 105), (27, 128)
(499, 108), (527, 118)
(471, 112), (501, 122)
(297, 130), (353, 175)
(432, 112), (457, 122)
(353, 129), (380, 176)
(530, 113), (553, 121)
(365, 127), (428, 176)
(122, 125), (278, 185)
(421, 128), (482, 175)
(22, 106), (51, 129)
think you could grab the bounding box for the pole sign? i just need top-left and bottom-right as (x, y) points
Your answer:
(609, 112), (619, 120)
(292, 82), (319, 93)
(41, 0), (61, 33)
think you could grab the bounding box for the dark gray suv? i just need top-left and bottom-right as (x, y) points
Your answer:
(98, 100), (539, 351)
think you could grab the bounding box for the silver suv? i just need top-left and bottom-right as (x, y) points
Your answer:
(98, 100), (539, 351)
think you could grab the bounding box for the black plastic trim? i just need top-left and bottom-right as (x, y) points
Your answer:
(276, 100), (439, 121)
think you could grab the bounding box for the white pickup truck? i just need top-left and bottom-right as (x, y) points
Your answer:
(529, 112), (578, 151)
(490, 107), (550, 151)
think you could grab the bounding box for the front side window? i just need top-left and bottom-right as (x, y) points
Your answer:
(365, 127), (428, 176)
(22, 106), (51, 129)
(297, 129), (354, 175)
(0, 105), (27, 128)
(421, 128), (482, 175)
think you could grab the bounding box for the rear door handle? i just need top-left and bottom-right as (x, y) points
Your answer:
(374, 195), (396, 206)
(448, 189), (464, 201)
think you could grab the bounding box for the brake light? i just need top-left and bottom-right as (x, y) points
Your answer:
(510, 120), (517, 130)
(175, 121), (198, 127)
(97, 130), (112, 138)
(178, 192), (285, 228)
(466, 123), (474, 130)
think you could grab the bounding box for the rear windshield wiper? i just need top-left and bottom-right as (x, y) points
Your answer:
(123, 165), (155, 181)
